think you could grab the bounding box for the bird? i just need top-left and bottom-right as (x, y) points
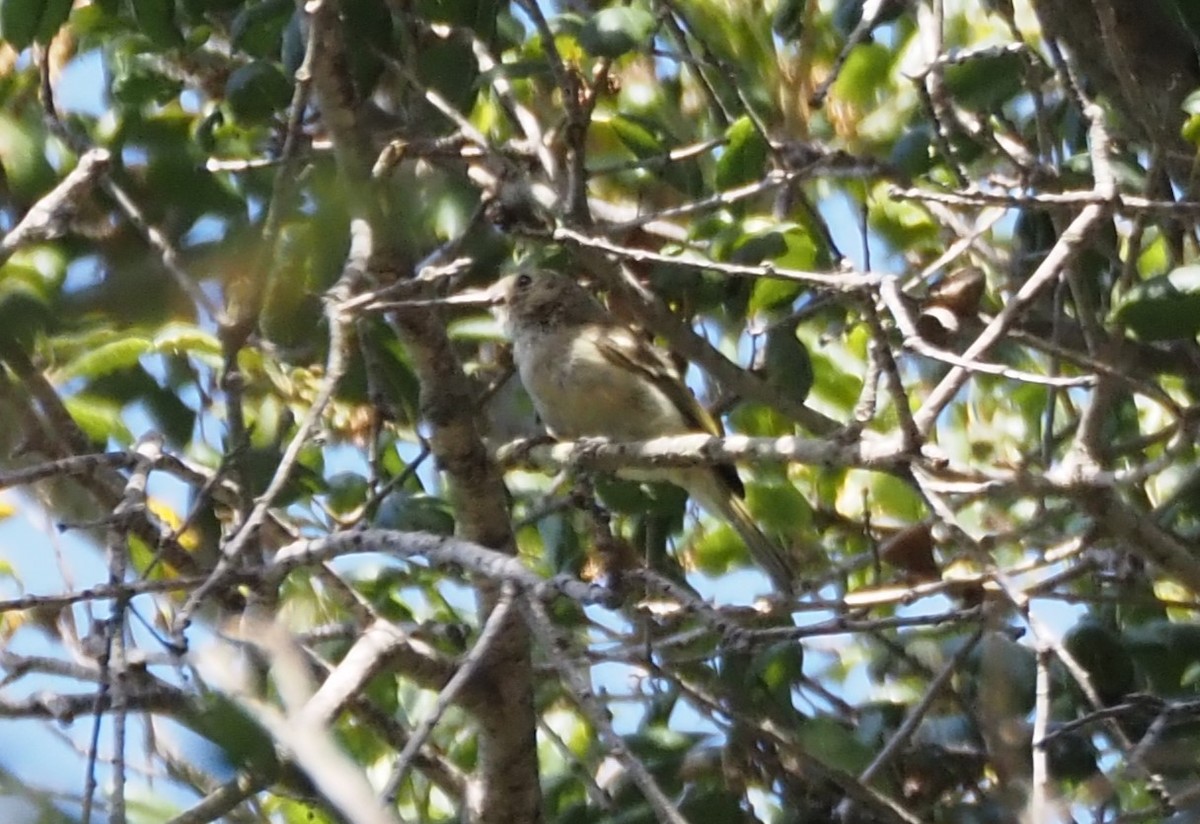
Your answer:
(498, 269), (795, 594)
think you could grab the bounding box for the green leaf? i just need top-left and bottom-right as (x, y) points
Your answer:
(832, 41), (891, 107)
(967, 634), (1036, 714)
(763, 325), (814, 406)
(679, 788), (747, 824)
(225, 60), (293, 125)
(1183, 88), (1200, 117)
(326, 471), (369, 516)
(111, 52), (184, 106)
(373, 491), (456, 535)
(415, 36), (480, 113)
(772, 0), (806, 40)
(0, 0), (43, 48)
(61, 337), (152, 380)
(594, 477), (657, 515)
(608, 115), (666, 159)
(691, 523), (744, 577)
(1184, 113), (1200, 146)
(579, 5), (655, 58)
(142, 381), (196, 447)
(751, 640), (805, 708)
(869, 472), (925, 522)
(943, 50), (1024, 110)
(539, 510), (583, 575)
(869, 194), (939, 251)
(184, 694), (280, 776)
(749, 469), (811, 521)
(1125, 620), (1200, 694)
(1114, 265), (1200, 341)
(339, 0), (393, 91)
(749, 277), (803, 312)
(1045, 724), (1099, 782)
(230, 0), (293, 58)
(33, 0), (70, 43)
(0, 264), (54, 347)
(128, 0), (184, 49)
(797, 716), (874, 773)
(63, 395), (133, 446)
(153, 325), (223, 359)
(730, 230), (788, 265)
(1064, 618), (1136, 705)
(715, 115), (769, 191)
(890, 124), (934, 177)
(833, 0), (865, 36)
(281, 8), (306, 75)
(0, 114), (55, 203)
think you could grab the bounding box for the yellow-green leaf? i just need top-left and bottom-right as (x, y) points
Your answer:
(62, 338), (151, 379)
(715, 116), (769, 191)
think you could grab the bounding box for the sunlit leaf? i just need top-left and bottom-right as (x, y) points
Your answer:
(0, 114), (55, 203)
(62, 395), (133, 445)
(607, 115), (666, 159)
(747, 480), (812, 535)
(579, 5), (655, 57)
(832, 41), (891, 107)
(715, 116), (769, 191)
(61, 337), (151, 379)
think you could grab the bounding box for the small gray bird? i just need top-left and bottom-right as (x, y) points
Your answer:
(499, 270), (795, 594)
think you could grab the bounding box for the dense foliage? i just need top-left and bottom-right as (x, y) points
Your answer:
(2, 0), (1200, 822)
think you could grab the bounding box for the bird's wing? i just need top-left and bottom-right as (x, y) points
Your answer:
(594, 326), (724, 436)
(595, 326), (746, 497)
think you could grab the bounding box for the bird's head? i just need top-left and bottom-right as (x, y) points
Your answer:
(496, 270), (604, 332)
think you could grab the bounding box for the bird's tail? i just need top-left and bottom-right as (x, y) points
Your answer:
(686, 471), (796, 595)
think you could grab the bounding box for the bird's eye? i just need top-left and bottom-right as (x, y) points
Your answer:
(515, 273), (533, 289)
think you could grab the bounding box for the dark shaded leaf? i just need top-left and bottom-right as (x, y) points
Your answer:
(1115, 265), (1200, 341)
(225, 60), (293, 125)
(0, 0), (43, 48)
(772, 0), (806, 40)
(1064, 617), (1136, 705)
(943, 50), (1024, 110)
(373, 491), (456, 535)
(325, 471), (369, 516)
(230, 0), (292, 57)
(763, 323), (813, 405)
(128, 0), (184, 49)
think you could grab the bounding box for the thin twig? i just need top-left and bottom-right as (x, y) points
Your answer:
(382, 584), (517, 801)
(836, 626), (984, 819)
(521, 596), (689, 824)
(178, 221), (367, 630)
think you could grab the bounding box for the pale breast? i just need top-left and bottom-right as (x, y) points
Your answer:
(516, 328), (690, 441)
